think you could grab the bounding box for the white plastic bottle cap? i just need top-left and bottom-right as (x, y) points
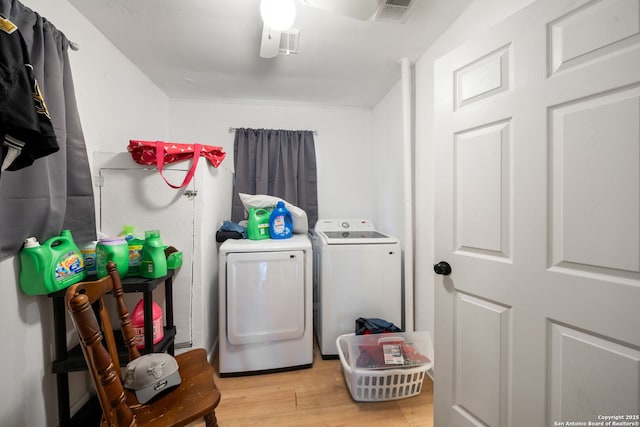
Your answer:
(23, 237), (40, 248)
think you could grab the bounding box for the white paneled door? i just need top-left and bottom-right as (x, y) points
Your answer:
(433, 0), (640, 426)
(99, 160), (195, 347)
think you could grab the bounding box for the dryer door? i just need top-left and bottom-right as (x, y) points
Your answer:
(226, 250), (305, 345)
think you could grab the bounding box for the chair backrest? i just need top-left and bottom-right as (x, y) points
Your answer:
(65, 261), (141, 426)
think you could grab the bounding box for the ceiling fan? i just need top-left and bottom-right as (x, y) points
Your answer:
(259, 0), (412, 58)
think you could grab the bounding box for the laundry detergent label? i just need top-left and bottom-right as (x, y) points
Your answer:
(128, 244), (143, 267)
(258, 222), (269, 236)
(55, 251), (85, 280)
(82, 251), (96, 273)
(273, 216), (285, 234)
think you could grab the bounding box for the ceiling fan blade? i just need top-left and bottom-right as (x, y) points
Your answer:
(260, 24), (281, 58)
(299, 0), (381, 21)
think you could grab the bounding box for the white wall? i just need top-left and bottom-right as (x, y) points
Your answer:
(189, 165), (233, 354)
(372, 81), (405, 240)
(0, 1), (169, 426)
(371, 80), (410, 328)
(412, 0), (537, 335)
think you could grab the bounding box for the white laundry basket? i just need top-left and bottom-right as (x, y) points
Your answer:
(336, 332), (433, 402)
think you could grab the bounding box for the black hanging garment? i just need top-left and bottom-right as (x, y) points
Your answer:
(0, 14), (59, 176)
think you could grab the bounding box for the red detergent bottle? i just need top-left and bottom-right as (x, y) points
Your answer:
(131, 298), (165, 350)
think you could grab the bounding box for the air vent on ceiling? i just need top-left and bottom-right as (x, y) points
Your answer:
(373, 0), (415, 22)
(279, 29), (300, 55)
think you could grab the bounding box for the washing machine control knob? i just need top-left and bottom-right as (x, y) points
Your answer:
(341, 221), (350, 229)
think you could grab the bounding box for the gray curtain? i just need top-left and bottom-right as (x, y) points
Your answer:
(232, 128), (318, 229)
(0, 0), (96, 258)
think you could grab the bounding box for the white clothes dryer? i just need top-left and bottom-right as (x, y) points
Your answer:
(312, 219), (402, 358)
(218, 234), (313, 375)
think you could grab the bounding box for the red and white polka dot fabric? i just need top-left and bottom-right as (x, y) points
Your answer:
(128, 140), (226, 188)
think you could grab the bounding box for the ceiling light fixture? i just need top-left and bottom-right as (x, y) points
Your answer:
(260, 0), (296, 31)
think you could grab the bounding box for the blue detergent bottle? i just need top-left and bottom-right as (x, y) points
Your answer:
(269, 201), (293, 239)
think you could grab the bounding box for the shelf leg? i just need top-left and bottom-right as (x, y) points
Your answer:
(143, 291), (152, 354)
(165, 275), (175, 355)
(53, 296), (71, 426)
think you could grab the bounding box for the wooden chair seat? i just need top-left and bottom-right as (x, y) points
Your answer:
(123, 349), (220, 426)
(65, 261), (221, 426)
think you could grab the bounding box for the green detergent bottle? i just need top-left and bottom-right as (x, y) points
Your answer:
(96, 237), (129, 279)
(19, 230), (87, 295)
(119, 225), (144, 276)
(140, 230), (167, 279)
(247, 207), (271, 240)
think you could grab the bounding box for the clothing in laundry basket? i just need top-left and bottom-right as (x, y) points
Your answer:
(355, 317), (403, 335)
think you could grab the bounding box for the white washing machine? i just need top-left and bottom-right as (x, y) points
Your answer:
(312, 219), (402, 358)
(218, 234), (313, 375)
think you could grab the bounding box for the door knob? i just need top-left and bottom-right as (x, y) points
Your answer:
(433, 261), (452, 276)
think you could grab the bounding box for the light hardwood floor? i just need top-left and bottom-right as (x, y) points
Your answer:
(194, 343), (434, 427)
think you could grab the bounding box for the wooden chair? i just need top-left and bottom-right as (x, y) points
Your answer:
(65, 261), (221, 426)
